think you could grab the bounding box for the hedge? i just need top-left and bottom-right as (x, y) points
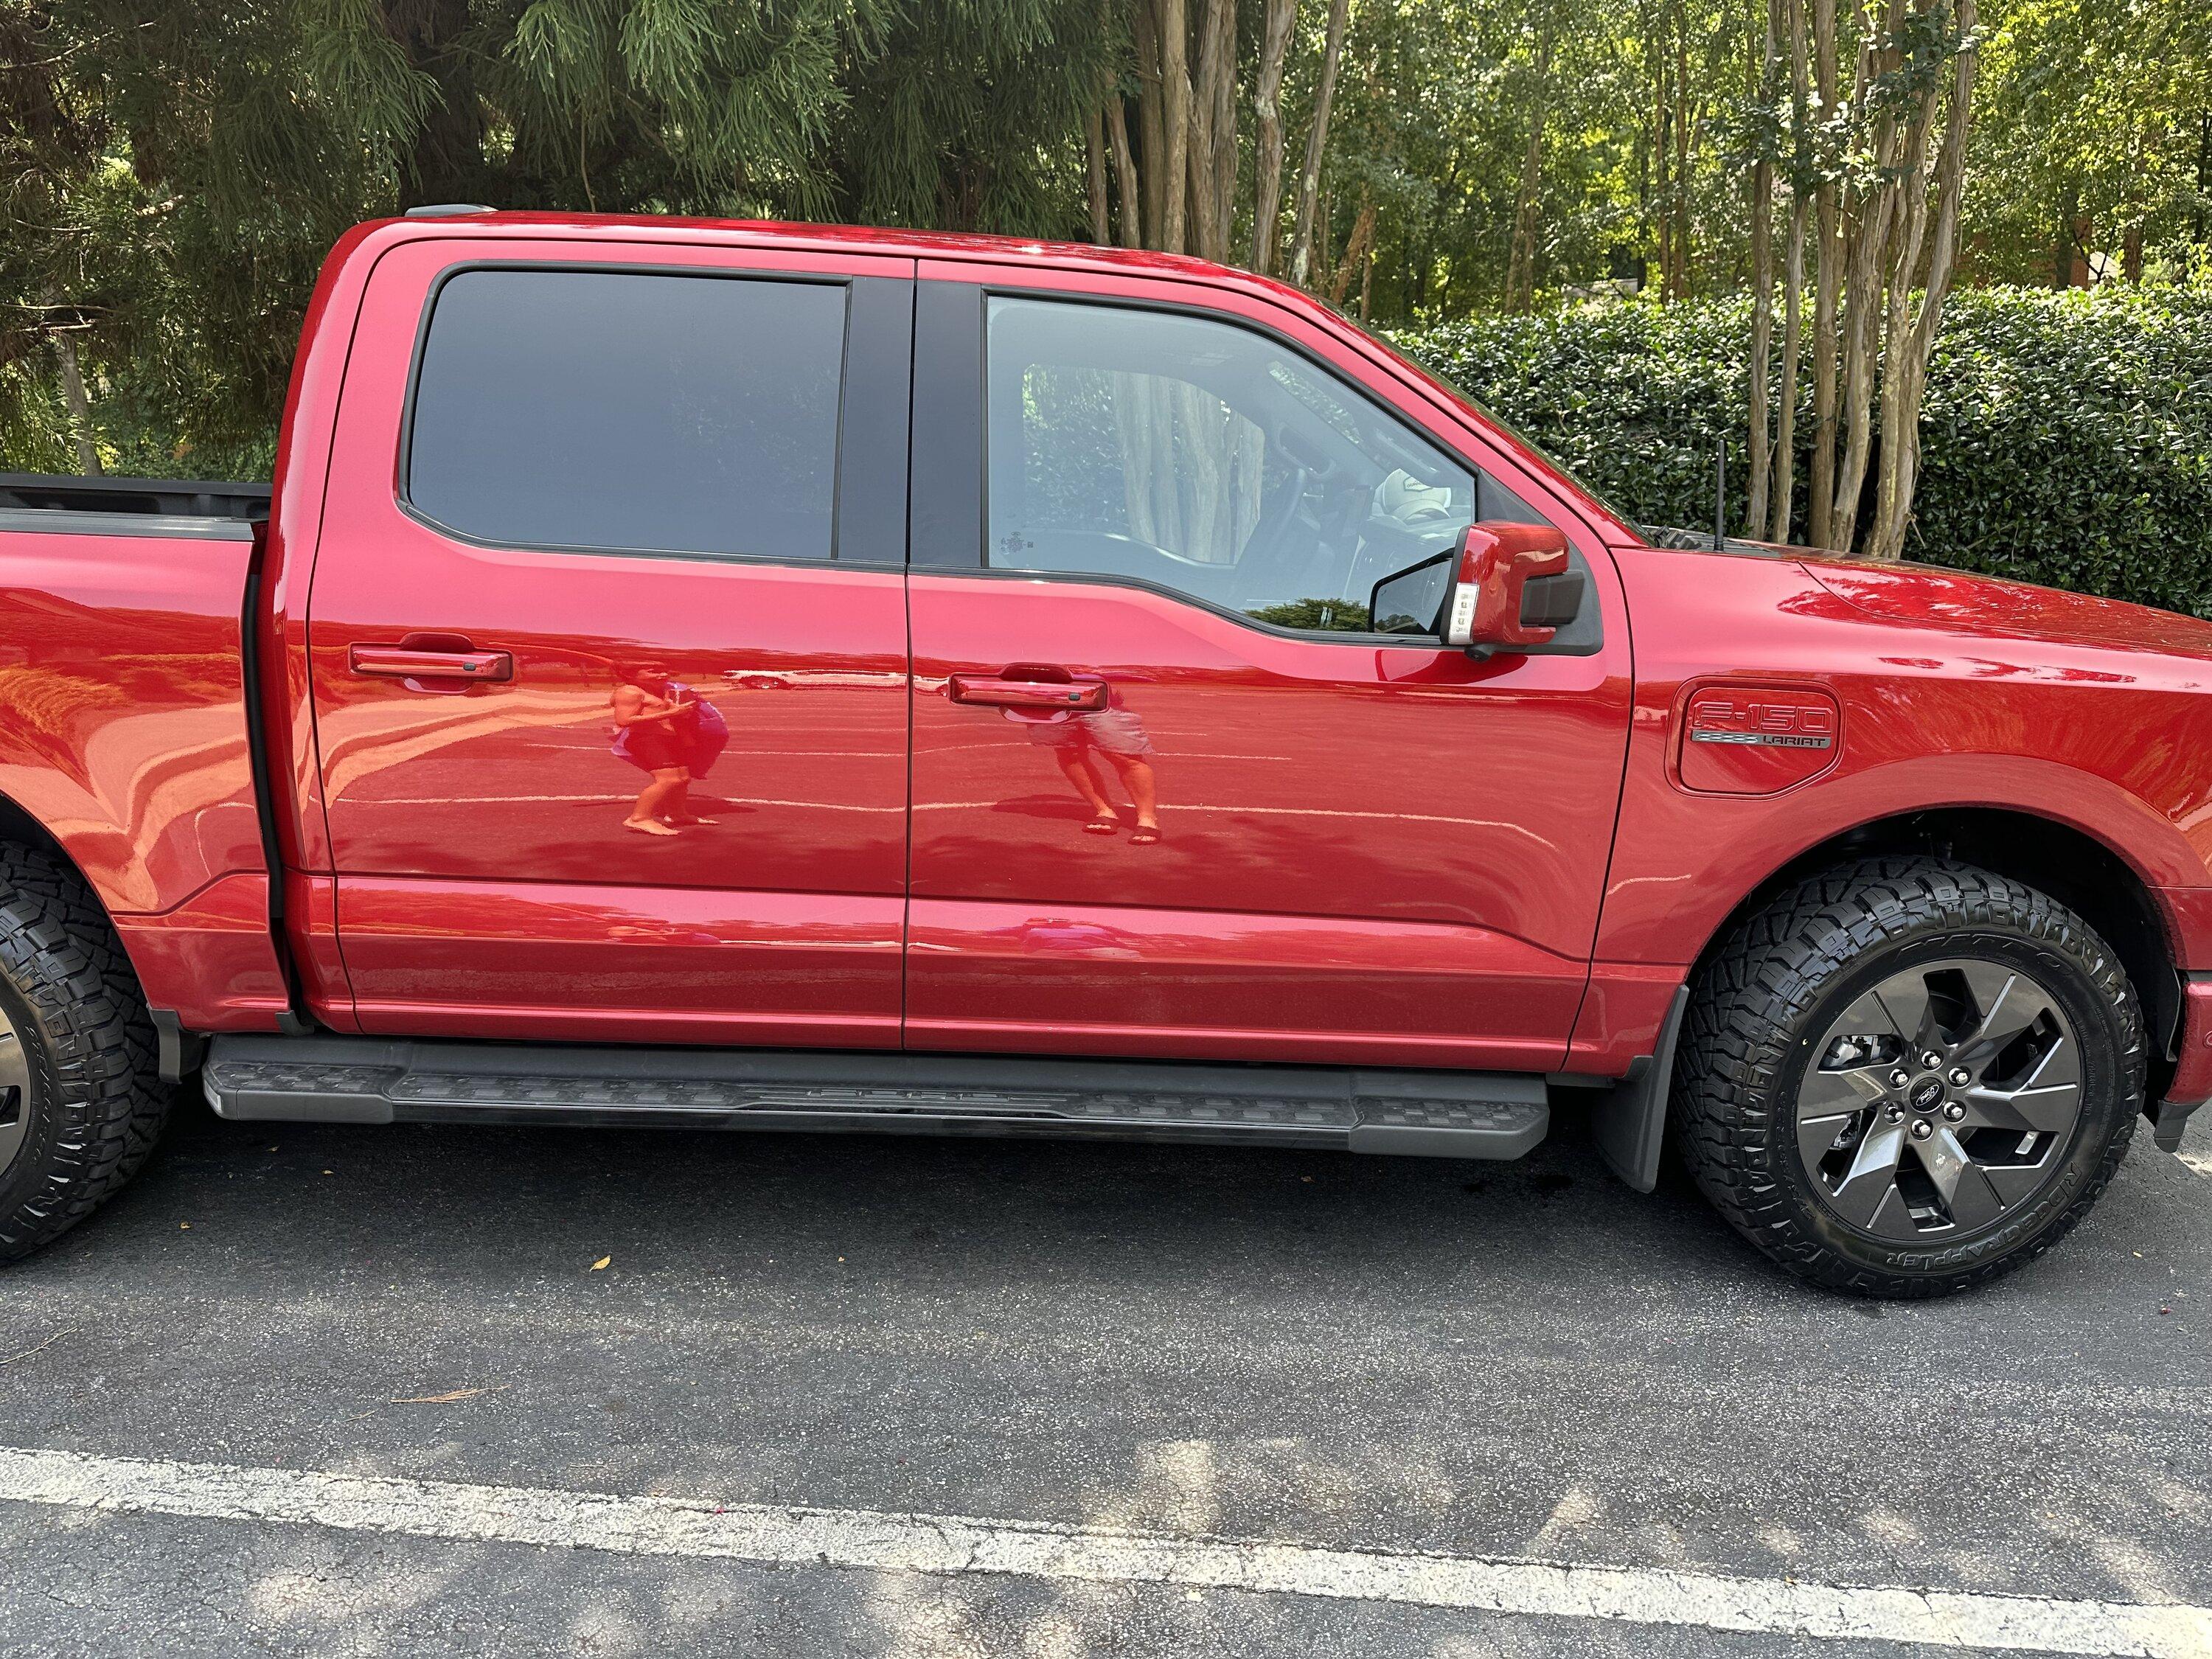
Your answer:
(1388, 287), (2212, 618)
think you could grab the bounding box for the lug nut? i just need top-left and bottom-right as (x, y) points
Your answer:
(1885, 1104), (1907, 1122)
(1921, 1051), (1944, 1070)
(1948, 1067), (1970, 1087)
(1890, 1068), (1911, 1088)
(1909, 1119), (1935, 1140)
(1942, 1102), (1966, 1122)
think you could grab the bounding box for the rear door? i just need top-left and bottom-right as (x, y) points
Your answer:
(305, 237), (914, 1046)
(903, 265), (1634, 1071)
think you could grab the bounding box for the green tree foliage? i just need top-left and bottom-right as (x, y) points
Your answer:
(1393, 286), (2212, 613)
(0, 0), (1111, 472)
(1, 0), (2205, 509)
(1965, 0), (2212, 285)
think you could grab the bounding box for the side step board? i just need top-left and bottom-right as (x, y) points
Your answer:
(204, 1036), (1549, 1161)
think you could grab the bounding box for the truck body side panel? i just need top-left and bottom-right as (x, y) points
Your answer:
(0, 526), (285, 1027)
(1571, 545), (2212, 1074)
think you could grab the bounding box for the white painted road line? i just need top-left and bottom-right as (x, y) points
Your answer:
(1, 1445), (2206, 1657)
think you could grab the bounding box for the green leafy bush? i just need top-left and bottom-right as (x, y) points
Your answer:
(1389, 287), (2212, 617)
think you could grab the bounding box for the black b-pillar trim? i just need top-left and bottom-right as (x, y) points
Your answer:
(908, 282), (986, 569)
(835, 276), (914, 566)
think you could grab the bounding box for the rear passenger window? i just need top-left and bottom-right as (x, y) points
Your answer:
(987, 296), (1536, 637)
(406, 268), (846, 561)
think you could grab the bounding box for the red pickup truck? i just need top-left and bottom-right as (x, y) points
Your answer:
(0, 209), (2205, 1296)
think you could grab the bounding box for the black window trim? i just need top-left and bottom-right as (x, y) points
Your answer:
(924, 279), (1603, 653)
(395, 259), (912, 573)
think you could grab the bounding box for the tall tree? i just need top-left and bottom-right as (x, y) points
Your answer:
(1250, 0), (1298, 272)
(1768, 0), (1812, 541)
(1744, 0), (1783, 533)
(1287, 0), (1351, 286)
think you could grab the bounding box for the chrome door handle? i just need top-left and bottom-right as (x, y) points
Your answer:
(946, 671), (1107, 711)
(349, 644), (513, 683)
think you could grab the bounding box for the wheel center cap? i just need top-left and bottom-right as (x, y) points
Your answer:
(1907, 1076), (1947, 1113)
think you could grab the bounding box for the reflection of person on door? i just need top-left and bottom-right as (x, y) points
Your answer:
(611, 668), (714, 835)
(1019, 689), (1161, 844)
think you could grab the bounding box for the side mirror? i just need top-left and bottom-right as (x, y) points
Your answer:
(1444, 522), (1580, 658)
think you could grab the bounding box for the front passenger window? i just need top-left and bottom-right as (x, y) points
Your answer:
(986, 297), (1508, 637)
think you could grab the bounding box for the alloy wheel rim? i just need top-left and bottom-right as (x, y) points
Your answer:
(1794, 956), (2084, 1243)
(0, 1006), (25, 1183)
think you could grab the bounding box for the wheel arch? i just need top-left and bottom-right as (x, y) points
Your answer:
(1688, 807), (2180, 1100)
(0, 791), (100, 895)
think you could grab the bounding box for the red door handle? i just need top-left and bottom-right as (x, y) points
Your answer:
(349, 643), (513, 684)
(947, 672), (1109, 712)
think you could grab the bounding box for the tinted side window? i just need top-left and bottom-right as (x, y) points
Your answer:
(987, 296), (1509, 636)
(408, 269), (846, 561)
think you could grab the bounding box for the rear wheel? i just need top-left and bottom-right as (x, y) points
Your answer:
(1677, 858), (2142, 1297)
(0, 846), (170, 1264)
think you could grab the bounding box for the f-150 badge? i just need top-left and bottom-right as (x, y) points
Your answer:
(1678, 686), (1843, 793)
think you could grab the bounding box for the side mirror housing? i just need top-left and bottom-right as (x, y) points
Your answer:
(1444, 522), (1579, 658)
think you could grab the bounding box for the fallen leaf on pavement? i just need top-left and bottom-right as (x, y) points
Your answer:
(591, 1256), (612, 1271)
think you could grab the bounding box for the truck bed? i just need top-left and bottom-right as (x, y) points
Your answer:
(0, 470), (286, 1030)
(0, 472), (269, 539)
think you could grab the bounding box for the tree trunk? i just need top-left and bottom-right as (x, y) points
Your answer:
(2051, 183), (2078, 288)
(1135, 0), (1168, 248)
(1187, 0), (1219, 260)
(1504, 25), (1555, 313)
(49, 326), (100, 476)
(1829, 0), (1912, 554)
(1745, 0), (1781, 536)
(1106, 91), (1144, 248)
(1670, 37), (1694, 297)
(1806, 0), (1840, 547)
(1328, 195), (1376, 305)
(1865, 0), (1975, 562)
(1159, 0), (1191, 254)
(1287, 0), (1350, 289)
(1249, 0), (1297, 273)
(1209, 0), (1238, 261)
(1770, 0), (1809, 543)
(1746, 159), (1774, 535)
(1086, 100), (1111, 244)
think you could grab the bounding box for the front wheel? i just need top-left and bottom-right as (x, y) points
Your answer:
(1676, 858), (2143, 1297)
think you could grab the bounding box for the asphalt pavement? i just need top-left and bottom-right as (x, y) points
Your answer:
(0, 1088), (2205, 1657)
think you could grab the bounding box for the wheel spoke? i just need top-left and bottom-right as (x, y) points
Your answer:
(1962, 1079), (2079, 1136)
(1918, 1127), (2008, 1231)
(1985, 1161), (2054, 1207)
(1954, 963), (2053, 1067)
(1798, 1062), (1889, 1116)
(2021, 1032), (2081, 1093)
(1871, 973), (1937, 1052)
(1961, 1030), (2081, 1135)
(1795, 1062), (1888, 1166)
(1828, 1119), (1910, 1232)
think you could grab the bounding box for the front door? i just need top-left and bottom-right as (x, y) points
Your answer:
(903, 271), (1634, 1071)
(305, 239), (915, 1046)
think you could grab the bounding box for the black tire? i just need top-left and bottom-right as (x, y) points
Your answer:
(0, 845), (170, 1264)
(1676, 857), (2143, 1297)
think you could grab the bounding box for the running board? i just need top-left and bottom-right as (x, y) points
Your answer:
(202, 1036), (1548, 1161)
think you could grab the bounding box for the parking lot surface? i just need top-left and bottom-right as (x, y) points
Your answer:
(1, 1093), (2206, 1657)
